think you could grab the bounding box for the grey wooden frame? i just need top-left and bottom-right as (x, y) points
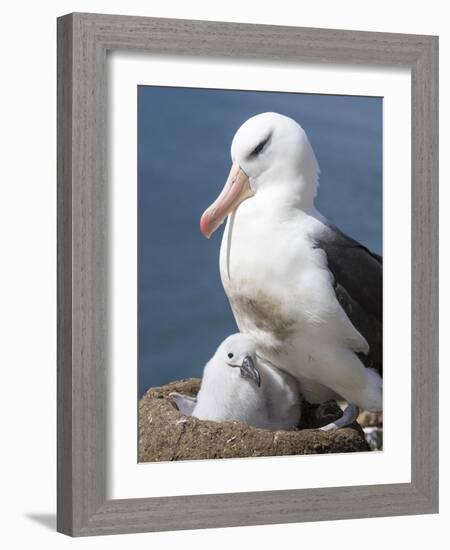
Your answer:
(57, 12), (438, 537)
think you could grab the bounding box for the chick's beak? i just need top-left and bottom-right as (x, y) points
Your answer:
(239, 355), (261, 387)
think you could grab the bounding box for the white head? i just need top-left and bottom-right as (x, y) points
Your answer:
(214, 333), (261, 387)
(200, 112), (320, 238)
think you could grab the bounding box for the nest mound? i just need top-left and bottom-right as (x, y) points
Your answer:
(138, 378), (369, 462)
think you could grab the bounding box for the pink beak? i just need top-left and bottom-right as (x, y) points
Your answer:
(200, 163), (254, 238)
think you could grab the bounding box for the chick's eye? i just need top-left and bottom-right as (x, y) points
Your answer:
(227, 352), (234, 359)
(249, 134), (271, 158)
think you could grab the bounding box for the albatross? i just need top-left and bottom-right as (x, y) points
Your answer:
(200, 112), (382, 429)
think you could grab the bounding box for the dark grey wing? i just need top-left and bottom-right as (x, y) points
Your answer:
(314, 222), (383, 375)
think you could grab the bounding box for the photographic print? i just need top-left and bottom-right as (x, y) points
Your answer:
(138, 86), (383, 462)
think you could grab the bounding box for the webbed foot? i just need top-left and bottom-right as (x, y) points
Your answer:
(169, 392), (197, 416)
(319, 402), (360, 431)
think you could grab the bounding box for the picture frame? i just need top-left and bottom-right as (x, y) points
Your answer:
(57, 12), (438, 536)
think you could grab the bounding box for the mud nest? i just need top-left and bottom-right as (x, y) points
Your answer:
(138, 378), (369, 462)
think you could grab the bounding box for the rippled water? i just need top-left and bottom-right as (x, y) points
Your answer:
(138, 87), (382, 396)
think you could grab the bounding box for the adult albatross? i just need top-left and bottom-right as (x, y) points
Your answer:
(200, 112), (382, 429)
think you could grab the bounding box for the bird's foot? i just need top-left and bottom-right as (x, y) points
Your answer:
(319, 421), (339, 432)
(169, 392), (197, 416)
(319, 402), (360, 431)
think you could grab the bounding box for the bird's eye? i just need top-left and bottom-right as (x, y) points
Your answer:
(249, 134), (271, 158)
(227, 352), (234, 359)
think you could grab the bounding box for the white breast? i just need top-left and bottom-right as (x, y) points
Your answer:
(219, 197), (367, 386)
(220, 199), (327, 339)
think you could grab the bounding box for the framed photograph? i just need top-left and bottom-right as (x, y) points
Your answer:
(57, 13), (438, 536)
(137, 86), (383, 464)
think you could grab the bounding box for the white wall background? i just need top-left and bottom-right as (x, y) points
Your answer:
(0, 1), (446, 548)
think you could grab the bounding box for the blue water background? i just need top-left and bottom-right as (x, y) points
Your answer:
(138, 87), (382, 397)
